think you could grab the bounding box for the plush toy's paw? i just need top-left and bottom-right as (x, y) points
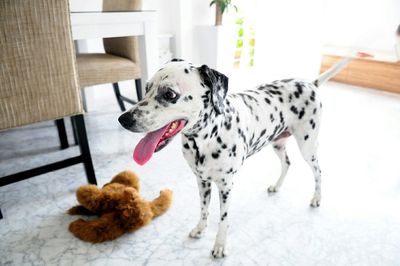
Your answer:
(160, 189), (173, 199)
(189, 226), (206, 239)
(211, 243), (227, 258)
(67, 205), (95, 215)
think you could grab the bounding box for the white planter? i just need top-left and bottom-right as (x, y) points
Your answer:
(194, 25), (237, 75)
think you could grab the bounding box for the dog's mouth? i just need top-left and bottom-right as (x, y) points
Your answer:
(133, 119), (186, 165)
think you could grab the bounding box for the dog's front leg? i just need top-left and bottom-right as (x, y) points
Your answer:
(212, 177), (233, 258)
(189, 177), (212, 238)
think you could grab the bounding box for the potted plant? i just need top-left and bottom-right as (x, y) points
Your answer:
(210, 0), (238, 26)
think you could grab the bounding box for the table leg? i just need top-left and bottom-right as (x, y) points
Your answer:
(138, 19), (159, 97)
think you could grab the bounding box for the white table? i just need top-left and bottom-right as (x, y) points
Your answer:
(70, 11), (159, 91)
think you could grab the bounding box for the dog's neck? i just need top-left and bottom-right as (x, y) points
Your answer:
(182, 97), (235, 140)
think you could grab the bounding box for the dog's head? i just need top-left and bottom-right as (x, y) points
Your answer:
(118, 59), (228, 165)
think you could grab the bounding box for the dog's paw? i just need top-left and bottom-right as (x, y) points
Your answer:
(189, 226), (206, 239)
(211, 243), (227, 258)
(310, 195), (321, 208)
(268, 185), (279, 193)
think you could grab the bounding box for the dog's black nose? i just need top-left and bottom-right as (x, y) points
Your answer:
(118, 112), (135, 129)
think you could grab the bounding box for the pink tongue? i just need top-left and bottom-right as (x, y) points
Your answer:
(133, 124), (170, 165)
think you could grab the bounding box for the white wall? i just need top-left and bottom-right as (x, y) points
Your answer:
(322, 0), (400, 51)
(254, 0), (324, 81)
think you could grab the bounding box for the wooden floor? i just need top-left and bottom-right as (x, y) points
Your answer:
(320, 55), (400, 94)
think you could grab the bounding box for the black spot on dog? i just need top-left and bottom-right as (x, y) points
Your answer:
(290, 106), (298, 114)
(295, 82), (304, 95)
(270, 113), (275, 122)
(204, 189), (211, 199)
(145, 82), (153, 93)
(138, 101), (148, 106)
(310, 119), (316, 129)
(313, 108), (317, 114)
(188, 95), (193, 100)
(183, 143), (190, 149)
(310, 90), (316, 102)
(211, 125), (218, 136)
(268, 89), (282, 95)
(281, 78), (294, 83)
(279, 97), (283, 103)
(264, 98), (271, 104)
(199, 155), (205, 164)
(184, 68), (189, 74)
(285, 155), (290, 165)
(221, 212), (227, 221)
(298, 108), (305, 119)
(171, 58), (184, 62)
(304, 135), (309, 141)
(212, 152), (219, 159)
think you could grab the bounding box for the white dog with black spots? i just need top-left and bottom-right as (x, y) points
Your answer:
(118, 58), (350, 258)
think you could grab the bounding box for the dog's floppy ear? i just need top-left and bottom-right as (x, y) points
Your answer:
(197, 65), (228, 115)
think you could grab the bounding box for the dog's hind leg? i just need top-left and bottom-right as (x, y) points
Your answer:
(293, 129), (322, 207)
(268, 137), (291, 193)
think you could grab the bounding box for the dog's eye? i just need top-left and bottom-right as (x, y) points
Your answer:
(163, 89), (177, 101)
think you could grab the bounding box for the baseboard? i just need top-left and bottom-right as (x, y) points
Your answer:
(320, 55), (400, 94)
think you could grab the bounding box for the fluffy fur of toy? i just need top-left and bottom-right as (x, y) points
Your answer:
(68, 170), (173, 243)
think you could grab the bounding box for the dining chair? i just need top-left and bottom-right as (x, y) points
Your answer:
(76, 0), (143, 112)
(0, 0), (97, 218)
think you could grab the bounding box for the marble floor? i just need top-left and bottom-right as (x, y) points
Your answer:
(1, 81), (400, 266)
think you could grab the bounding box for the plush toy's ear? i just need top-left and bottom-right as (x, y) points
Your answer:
(197, 64), (228, 115)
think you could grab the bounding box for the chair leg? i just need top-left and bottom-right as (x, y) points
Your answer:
(70, 117), (78, 145)
(113, 83), (126, 112)
(135, 79), (143, 101)
(72, 114), (97, 185)
(55, 119), (69, 149)
(81, 88), (88, 112)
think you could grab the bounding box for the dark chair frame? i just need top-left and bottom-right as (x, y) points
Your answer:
(0, 114), (97, 219)
(113, 79), (143, 112)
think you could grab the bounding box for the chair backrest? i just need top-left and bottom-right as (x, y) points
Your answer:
(0, 0), (83, 130)
(102, 0), (142, 64)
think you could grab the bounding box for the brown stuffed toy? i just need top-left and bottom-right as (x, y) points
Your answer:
(67, 170), (173, 243)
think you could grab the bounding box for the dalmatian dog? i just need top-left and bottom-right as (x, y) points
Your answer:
(118, 58), (349, 258)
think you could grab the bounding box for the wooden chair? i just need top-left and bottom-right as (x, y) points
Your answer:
(0, 0), (97, 219)
(76, 0), (143, 112)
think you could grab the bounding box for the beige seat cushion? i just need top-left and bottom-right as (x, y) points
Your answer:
(76, 53), (141, 87)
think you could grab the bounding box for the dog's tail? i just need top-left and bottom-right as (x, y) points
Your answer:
(313, 57), (352, 87)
